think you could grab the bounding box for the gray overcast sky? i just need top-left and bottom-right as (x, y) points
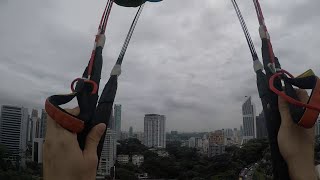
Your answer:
(0, 0), (319, 132)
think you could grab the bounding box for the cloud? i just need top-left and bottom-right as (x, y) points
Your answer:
(0, 0), (318, 132)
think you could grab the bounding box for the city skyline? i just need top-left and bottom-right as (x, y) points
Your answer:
(0, 102), (251, 133)
(1, 0), (319, 132)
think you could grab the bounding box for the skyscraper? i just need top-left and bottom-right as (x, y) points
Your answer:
(27, 109), (38, 144)
(39, 109), (47, 138)
(242, 96), (256, 144)
(144, 114), (166, 148)
(97, 128), (116, 176)
(114, 104), (122, 140)
(97, 108), (117, 176)
(256, 111), (268, 139)
(0, 105), (28, 166)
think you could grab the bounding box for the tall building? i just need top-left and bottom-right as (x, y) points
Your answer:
(242, 96), (256, 144)
(114, 104), (122, 140)
(129, 126), (133, 138)
(0, 105), (28, 166)
(144, 114), (166, 148)
(98, 110), (117, 176)
(97, 128), (117, 176)
(109, 108), (115, 131)
(39, 109), (47, 138)
(256, 111), (268, 139)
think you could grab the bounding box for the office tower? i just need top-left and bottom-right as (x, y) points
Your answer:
(242, 96), (256, 143)
(39, 109), (47, 138)
(144, 114), (166, 148)
(114, 104), (122, 140)
(0, 105), (28, 166)
(256, 111), (268, 139)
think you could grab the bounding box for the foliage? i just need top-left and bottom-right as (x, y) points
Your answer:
(115, 168), (138, 180)
(0, 144), (38, 179)
(117, 138), (148, 156)
(116, 137), (270, 179)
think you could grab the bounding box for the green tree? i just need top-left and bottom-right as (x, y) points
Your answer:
(116, 168), (138, 180)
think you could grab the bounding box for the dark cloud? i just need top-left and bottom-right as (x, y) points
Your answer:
(0, 0), (318, 132)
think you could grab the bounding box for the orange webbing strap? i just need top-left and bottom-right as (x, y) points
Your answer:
(45, 93), (84, 133)
(270, 73), (320, 128)
(298, 77), (320, 128)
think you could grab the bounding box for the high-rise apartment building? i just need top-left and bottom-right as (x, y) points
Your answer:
(144, 114), (166, 148)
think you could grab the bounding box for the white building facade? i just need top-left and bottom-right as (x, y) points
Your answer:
(97, 128), (117, 176)
(144, 114), (166, 148)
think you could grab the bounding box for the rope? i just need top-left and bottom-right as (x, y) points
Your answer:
(88, 0), (114, 78)
(117, 4), (145, 65)
(231, 0), (258, 61)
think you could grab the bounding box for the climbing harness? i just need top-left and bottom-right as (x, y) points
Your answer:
(231, 0), (320, 179)
(45, 0), (161, 161)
